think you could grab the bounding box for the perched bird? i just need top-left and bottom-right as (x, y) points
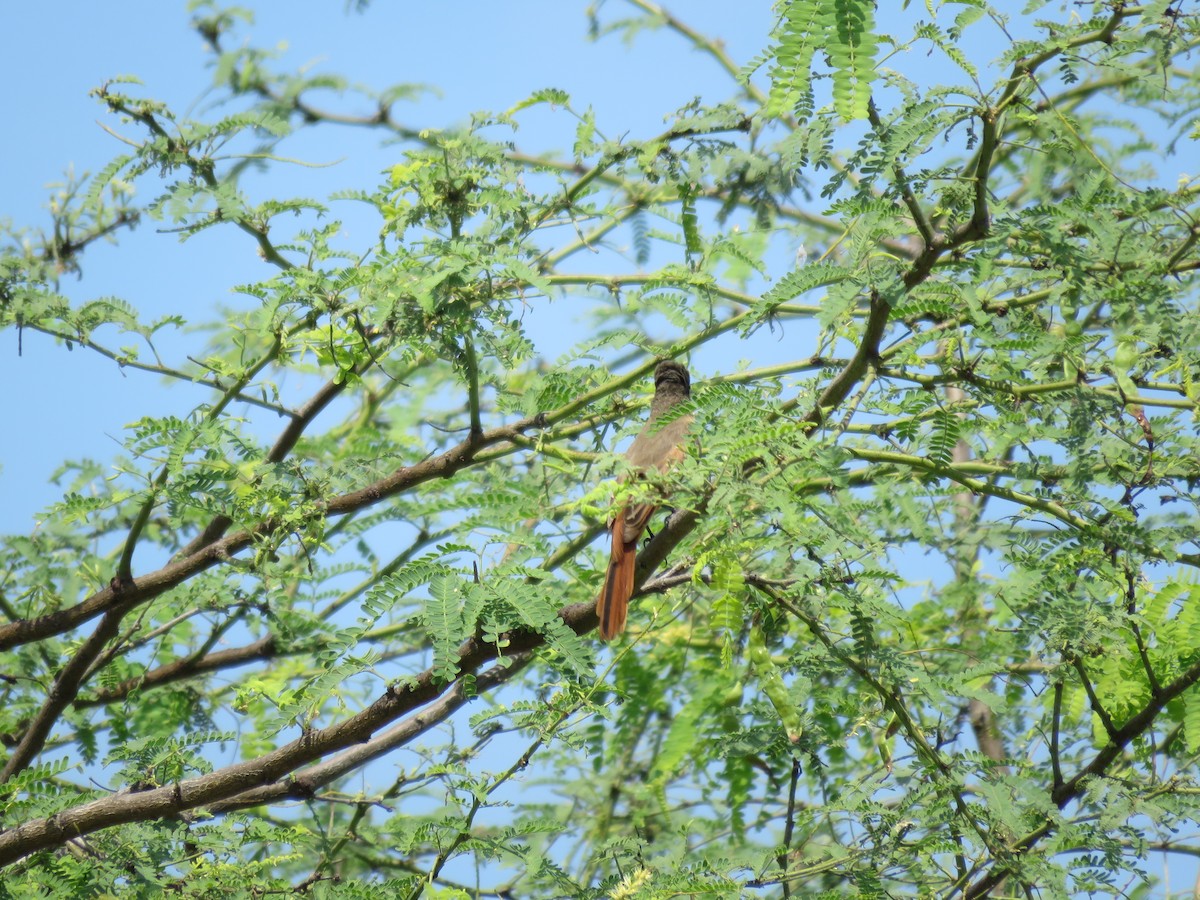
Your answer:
(596, 360), (692, 640)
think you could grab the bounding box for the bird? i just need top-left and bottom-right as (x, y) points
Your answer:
(596, 359), (693, 640)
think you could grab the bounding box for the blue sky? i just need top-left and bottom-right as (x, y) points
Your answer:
(0, 2), (1079, 533)
(0, 1), (776, 530)
(8, 3), (1188, 538)
(0, 3), (783, 877)
(4, 4), (1197, 893)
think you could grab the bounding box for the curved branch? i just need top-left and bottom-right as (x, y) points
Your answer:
(206, 652), (533, 815)
(962, 652), (1200, 898)
(75, 635), (277, 708)
(0, 594), (594, 864)
(806, 289), (891, 425)
(1, 602), (135, 781)
(621, 0), (766, 105)
(175, 368), (357, 559)
(0, 406), (554, 783)
(0, 412), (546, 656)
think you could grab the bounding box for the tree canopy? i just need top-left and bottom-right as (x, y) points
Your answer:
(3, 1), (1200, 896)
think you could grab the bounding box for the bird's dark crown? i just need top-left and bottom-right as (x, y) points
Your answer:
(653, 359), (690, 393)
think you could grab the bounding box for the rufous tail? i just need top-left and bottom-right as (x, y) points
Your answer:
(597, 514), (637, 640)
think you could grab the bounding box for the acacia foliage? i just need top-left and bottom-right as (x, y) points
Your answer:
(2, 0), (1200, 896)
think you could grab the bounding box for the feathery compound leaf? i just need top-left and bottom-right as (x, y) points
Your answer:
(648, 693), (706, 787)
(758, 0), (825, 120)
(679, 184), (702, 265)
(761, 260), (854, 305)
(426, 571), (467, 683)
(928, 409), (962, 466)
(758, 0), (878, 122)
(1183, 689), (1200, 753)
(823, 0), (878, 121)
(505, 584), (593, 676)
(7, 3), (1200, 895)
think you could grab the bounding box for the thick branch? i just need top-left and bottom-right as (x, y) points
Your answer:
(962, 651), (1200, 898)
(0, 416), (540, 653)
(806, 289), (891, 426)
(116, 334), (284, 583)
(1, 602), (137, 781)
(0, 593), (595, 864)
(76, 636), (277, 708)
(175, 369), (355, 559)
(207, 653), (533, 815)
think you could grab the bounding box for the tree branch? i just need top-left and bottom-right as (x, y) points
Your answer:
(206, 653), (534, 815)
(0, 594), (592, 863)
